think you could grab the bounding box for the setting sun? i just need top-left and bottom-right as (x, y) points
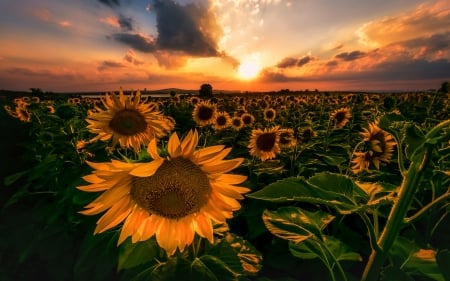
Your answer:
(237, 59), (261, 80)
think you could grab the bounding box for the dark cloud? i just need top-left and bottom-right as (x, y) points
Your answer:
(335, 50), (366, 61)
(400, 32), (450, 54)
(118, 14), (133, 31)
(98, 0), (120, 7)
(98, 60), (124, 71)
(150, 0), (222, 56)
(277, 56), (315, 68)
(112, 33), (156, 53)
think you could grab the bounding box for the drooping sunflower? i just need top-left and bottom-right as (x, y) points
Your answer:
(279, 128), (297, 149)
(213, 111), (231, 131)
(351, 122), (396, 173)
(263, 108), (277, 122)
(86, 89), (174, 152)
(248, 126), (281, 161)
(78, 130), (248, 255)
(330, 107), (352, 129)
(192, 100), (217, 127)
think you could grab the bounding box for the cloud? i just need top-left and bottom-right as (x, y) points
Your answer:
(98, 0), (120, 7)
(358, 0), (450, 47)
(150, 0), (223, 56)
(123, 49), (144, 65)
(261, 31), (450, 88)
(335, 50), (366, 61)
(276, 55), (316, 68)
(118, 14), (134, 31)
(98, 60), (124, 71)
(112, 33), (156, 52)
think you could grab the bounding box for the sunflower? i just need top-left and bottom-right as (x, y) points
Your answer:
(192, 100), (217, 127)
(189, 96), (201, 105)
(86, 89), (174, 152)
(78, 130), (249, 255)
(297, 126), (317, 142)
(263, 108), (277, 122)
(5, 102), (32, 122)
(330, 107), (352, 129)
(231, 116), (244, 131)
(213, 111), (231, 131)
(279, 128), (297, 149)
(241, 113), (255, 127)
(351, 122), (396, 173)
(248, 126), (281, 161)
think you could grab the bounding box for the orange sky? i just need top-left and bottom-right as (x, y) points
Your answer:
(0, 0), (449, 93)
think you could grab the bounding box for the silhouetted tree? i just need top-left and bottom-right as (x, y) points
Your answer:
(199, 83), (213, 98)
(438, 81), (449, 93)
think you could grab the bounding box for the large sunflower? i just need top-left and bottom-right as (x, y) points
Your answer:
(78, 130), (249, 255)
(351, 122), (396, 173)
(248, 126), (281, 161)
(86, 89), (174, 152)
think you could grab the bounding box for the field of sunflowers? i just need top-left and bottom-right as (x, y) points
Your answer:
(0, 89), (449, 281)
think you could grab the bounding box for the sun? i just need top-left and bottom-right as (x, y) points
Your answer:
(237, 59), (261, 80)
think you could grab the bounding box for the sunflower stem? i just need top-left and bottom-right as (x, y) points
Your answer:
(361, 143), (432, 281)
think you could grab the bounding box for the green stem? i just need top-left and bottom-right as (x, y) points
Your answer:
(359, 212), (381, 252)
(403, 191), (450, 225)
(361, 148), (431, 281)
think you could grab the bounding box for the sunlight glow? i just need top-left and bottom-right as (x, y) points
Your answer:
(237, 59), (261, 80)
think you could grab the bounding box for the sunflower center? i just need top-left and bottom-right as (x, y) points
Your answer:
(334, 111), (346, 123)
(197, 106), (214, 121)
(265, 110), (275, 119)
(242, 115), (252, 125)
(256, 133), (277, 152)
(216, 115), (228, 126)
(109, 109), (147, 136)
(130, 158), (211, 219)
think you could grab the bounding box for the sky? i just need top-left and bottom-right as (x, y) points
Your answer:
(0, 0), (449, 93)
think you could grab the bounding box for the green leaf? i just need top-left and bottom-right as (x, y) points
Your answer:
(118, 238), (160, 271)
(289, 235), (361, 263)
(246, 177), (325, 203)
(315, 154), (346, 167)
(262, 207), (334, 243)
(3, 169), (30, 186)
(404, 124), (425, 160)
(191, 258), (220, 281)
(308, 172), (368, 204)
(404, 248), (446, 281)
(436, 250), (450, 281)
(247, 174), (366, 214)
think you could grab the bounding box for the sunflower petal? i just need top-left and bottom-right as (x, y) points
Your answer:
(194, 213), (213, 243)
(129, 159), (164, 177)
(214, 174), (248, 185)
(94, 197), (132, 234)
(181, 130), (198, 157)
(201, 158), (243, 174)
(168, 132), (182, 158)
(147, 138), (162, 160)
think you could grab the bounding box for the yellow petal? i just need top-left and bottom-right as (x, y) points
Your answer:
(214, 174), (247, 185)
(82, 174), (105, 184)
(181, 130), (198, 157)
(94, 197), (132, 234)
(129, 159), (164, 177)
(194, 213), (213, 243)
(146, 138), (162, 160)
(168, 132), (182, 158)
(211, 182), (246, 199)
(192, 145), (225, 163)
(201, 158), (243, 174)
(196, 148), (232, 166)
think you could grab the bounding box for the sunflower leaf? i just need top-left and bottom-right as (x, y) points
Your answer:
(118, 238), (160, 271)
(247, 175), (365, 214)
(262, 207), (335, 243)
